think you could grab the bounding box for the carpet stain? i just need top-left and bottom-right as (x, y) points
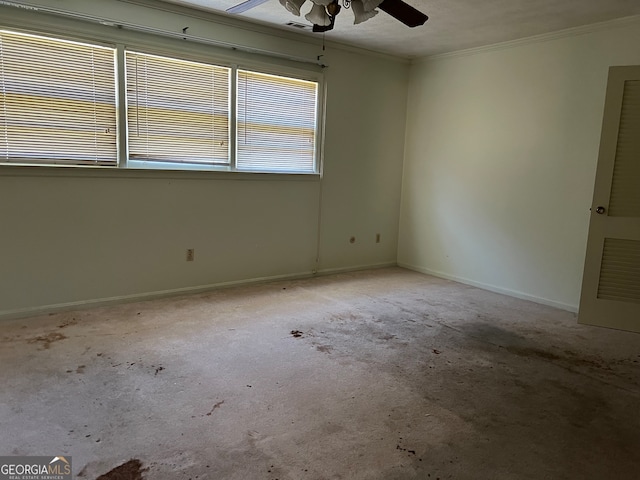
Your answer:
(378, 333), (397, 341)
(504, 346), (615, 370)
(96, 459), (147, 480)
(58, 318), (78, 329)
(206, 400), (225, 416)
(396, 444), (418, 456)
(291, 330), (304, 338)
(316, 345), (333, 354)
(27, 332), (67, 349)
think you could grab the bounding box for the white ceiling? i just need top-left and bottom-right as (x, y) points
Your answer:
(155, 0), (640, 58)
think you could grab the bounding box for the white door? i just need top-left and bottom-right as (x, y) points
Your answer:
(579, 66), (640, 333)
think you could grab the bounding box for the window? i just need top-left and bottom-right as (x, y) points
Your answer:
(0, 30), (117, 166)
(126, 51), (230, 167)
(237, 70), (317, 173)
(0, 30), (321, 174)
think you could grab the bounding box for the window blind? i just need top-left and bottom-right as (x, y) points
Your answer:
(126, 52), (230, 165)
(237, 70), (317, 173)
(0, 30), (117, 166)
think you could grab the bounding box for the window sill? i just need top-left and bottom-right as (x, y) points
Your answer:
(0, 164), (321, 182)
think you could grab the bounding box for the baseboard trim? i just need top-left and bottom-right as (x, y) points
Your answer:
(0, 262), (398, 321)
(316, 262), (397, 276)
(398, 262), (578, 313)
(0, 271), (316, 321)
(3, 262), (573, 320)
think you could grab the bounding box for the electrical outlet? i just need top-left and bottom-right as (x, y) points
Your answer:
(376, 233), (381, 243)
(186, 248), (195, 261)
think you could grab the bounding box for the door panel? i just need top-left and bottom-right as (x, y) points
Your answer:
(579, 66), (640, 332)
(608, 79), (640, 217)
(597, 238), (640, 304)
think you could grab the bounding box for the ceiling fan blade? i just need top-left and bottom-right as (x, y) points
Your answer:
(378, 0), (428, 27)
(226, 0), (270, 14)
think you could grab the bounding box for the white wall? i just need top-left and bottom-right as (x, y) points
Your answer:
(0, 1), (409, 316)
(399, 18), (640, 311)
(319, 48), (408, 271)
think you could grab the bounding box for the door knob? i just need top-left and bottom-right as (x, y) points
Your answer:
(595, 206), (606, 214)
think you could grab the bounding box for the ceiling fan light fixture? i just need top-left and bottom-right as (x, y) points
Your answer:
(351, 0), (377, 24)
(326, 0), (341, 17)
(282, 0), (306, 16)
(305, 3), (332, 26)
(273, 0), (426, 31)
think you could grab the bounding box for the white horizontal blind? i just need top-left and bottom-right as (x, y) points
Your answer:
(237, 70), (317, 172)
(0, 30), (117, 166)
(126, 51), (230, 165)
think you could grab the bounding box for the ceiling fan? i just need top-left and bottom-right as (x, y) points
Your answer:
(226, 0), (428, 32)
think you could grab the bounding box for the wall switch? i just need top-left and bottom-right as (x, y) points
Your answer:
(186, 248), (195, 261)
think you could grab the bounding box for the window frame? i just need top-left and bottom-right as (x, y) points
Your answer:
(123, 49), (233, 169)
(236, 68), (319, 174)
(0, 29), (119, 167)
(0, 28), (325, 177)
